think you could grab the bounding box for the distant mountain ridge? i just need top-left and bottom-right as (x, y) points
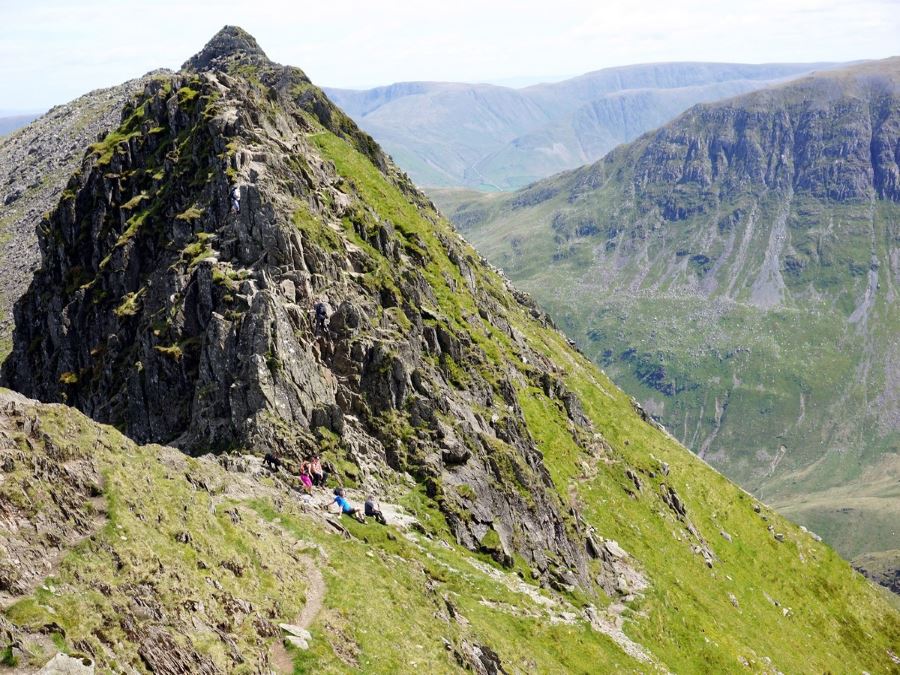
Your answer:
(327, 61), (843, 190)
(437, 57), (900, 568)
(0, 114), (40, 137)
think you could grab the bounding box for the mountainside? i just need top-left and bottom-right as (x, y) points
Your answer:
(437, 57), (900, 567)
(0, 75), (165, 355)
(3, 389), (899, 673)
(326, 62), (840, 190)
(0, 27), (898, 672)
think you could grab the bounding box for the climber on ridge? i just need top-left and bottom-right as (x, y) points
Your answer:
(230, 184), (241, 214)
(313, 298), (330, 337)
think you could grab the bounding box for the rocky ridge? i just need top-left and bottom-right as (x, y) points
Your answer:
(3, 26), (591, 590)
(0, 74), (168, 355)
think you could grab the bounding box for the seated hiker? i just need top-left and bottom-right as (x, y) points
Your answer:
(230, 185), (241, 214)
(263, 452), (281, 471)
(309, 455), (328, 486)
(313, 298), (330, 336)
(298, 461), (314, 493)
(364, 495), (387, 525)
(332, 488), (365, 523)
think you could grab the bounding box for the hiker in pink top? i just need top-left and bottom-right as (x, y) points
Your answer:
(298, 461), (313, 493)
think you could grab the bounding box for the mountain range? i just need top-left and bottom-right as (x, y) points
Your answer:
(326, 62), (841, 190)
(0, 27), (896, 672)
(436, 57), (900, 578)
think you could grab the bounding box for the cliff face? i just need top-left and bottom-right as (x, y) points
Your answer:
(624, 61), (900, 203)
(2, 27), (591, 586)
(0, 75), (162, 355)
(440, 58), (900, 563)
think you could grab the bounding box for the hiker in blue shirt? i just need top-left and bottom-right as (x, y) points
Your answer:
(332, 488), (365, 522)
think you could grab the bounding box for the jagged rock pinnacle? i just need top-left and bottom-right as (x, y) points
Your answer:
(182, 25), (269, 72)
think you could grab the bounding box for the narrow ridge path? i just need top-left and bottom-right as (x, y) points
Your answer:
(269, 556), (326, 673)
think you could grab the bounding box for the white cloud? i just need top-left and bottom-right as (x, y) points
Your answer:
(1, 0), (898, 109)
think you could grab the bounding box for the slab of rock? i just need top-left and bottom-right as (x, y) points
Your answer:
(39, 653), (95, 674)
(285, 636), (309, 650)
(603, 540), (628, 560)
(279, 623), (312, 641)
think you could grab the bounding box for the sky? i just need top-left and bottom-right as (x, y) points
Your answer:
(2, 0), (899, 111)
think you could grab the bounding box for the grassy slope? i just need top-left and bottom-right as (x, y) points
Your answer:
(1, 395), (641, 673)
(280, 125), (896, 669)
(3, 92), (899, 674)
(433, 156), (900, 562)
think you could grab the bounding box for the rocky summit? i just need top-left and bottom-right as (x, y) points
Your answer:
(0, 27), (898, 673)
(2, 25), (589, 586)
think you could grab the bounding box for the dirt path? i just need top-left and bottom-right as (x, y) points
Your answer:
(296, 557), (325, 629)
(269, 556), (326, 673)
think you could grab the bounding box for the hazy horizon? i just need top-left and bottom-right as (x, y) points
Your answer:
(2, 0), (898, 110)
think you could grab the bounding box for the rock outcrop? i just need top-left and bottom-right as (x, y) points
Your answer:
(853, 550), (900, 595)
(0, 389), (104, 604)
(0, 73), (167, 354)
(2, 26), (589, 586)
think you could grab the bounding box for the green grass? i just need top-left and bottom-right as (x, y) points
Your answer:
(153, 344), (183, 361)
(0, 644), (18, 667)
(176, 204), (205, 221)
(2, 394), (644, 672)
(0, 399), (312, 671)
(113, 289), (144, 318)
(88, 100), (149, 166)
(444, 166), (900, 562)
(512, 321), (900, 673)
(302, 121), (899, 671)
(253, 499), (641, 673)
(182, 232), (215, 269)
(5, 309), (899, 672)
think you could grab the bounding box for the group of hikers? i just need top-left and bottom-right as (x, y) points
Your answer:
(333, 487), (387, 525)
(297, 455), (328, 490)
(264, 452), (387, 525)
